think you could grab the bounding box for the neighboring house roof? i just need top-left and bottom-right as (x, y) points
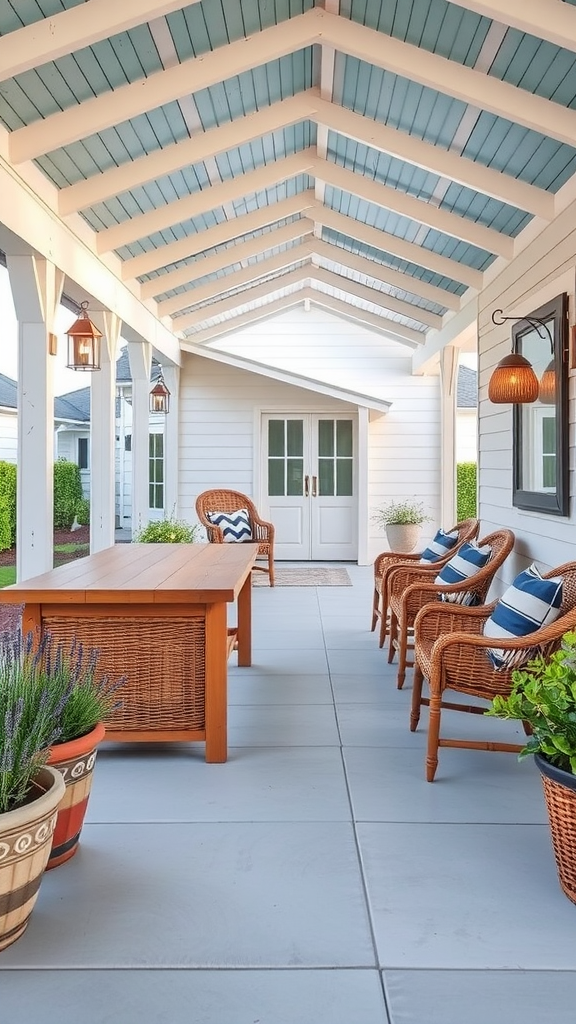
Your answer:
(55, 388), (90, 422)
(116, 345), (162, 384)
(457, 366), (478, 409)
(0, 372), (17, 410)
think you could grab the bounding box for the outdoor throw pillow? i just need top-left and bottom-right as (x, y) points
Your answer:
(419, 529), (459, 564)
(434, 540), (492, 604)
(483, 563), (563, 669)
(206, 508), (252, 542)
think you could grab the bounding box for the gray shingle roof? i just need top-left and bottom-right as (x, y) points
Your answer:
(0, 372), (17, 409)
(457, 366), (477, 409)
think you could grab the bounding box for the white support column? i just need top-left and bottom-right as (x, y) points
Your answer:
(439, 346), (459, 528)
(161, 364), (180, 519)
(90, 310), (122, 552)
(7, 254), (64, 581)
(127, 340), (152, 535)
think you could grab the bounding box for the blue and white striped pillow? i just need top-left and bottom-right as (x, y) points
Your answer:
(207, 508), (253, 542)
(434, 541), (492, 604)
(483, 564), (563, 669)
(419, 529), (459, 564)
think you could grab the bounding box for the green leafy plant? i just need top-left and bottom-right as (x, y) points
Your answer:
(133, 512), (199, 544)
(0, 461), (17, 551)
(0, 631), (125, 813)
(76, 497), (90, 526)
(54, 459), (84, 530)
(372, 499), (431, 527)
(487, 631), (576, 775)
(457, 462), (477, 520)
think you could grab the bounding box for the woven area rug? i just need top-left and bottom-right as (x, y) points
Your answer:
(252, 567), (352, 586)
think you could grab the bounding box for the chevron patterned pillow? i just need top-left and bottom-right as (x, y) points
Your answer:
(206, 508), (253, 542)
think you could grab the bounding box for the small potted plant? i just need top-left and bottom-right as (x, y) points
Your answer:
(0, 631), (67, 950)
(487, 631), (576, 904)
(372, 499), (431, 553)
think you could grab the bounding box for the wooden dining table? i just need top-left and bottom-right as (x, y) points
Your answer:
(0, 542), (259, 762)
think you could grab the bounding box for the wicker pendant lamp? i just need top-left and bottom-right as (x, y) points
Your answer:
(488, 353), (539, 404)
(538, 359), (556, 405)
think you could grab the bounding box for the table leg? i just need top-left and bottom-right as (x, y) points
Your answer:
(236, 573), (252, 667)
(21, 603), (41, 640)
(204, 601), (228, 763)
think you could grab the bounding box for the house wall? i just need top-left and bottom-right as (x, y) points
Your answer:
(456, 409), (478, 463)
(478, 201), (576, 589)
(182, 307), (441, 561)
(0, 409), (17, 462)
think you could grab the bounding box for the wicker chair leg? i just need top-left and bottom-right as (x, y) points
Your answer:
(387, 613), (398, 664)
(410, 666), (424, 731)
(396, 622), (408, 689)
(426, 691), (442, 782)
(371, 589), (378, 632)
(378, 604), (388, 649)
(269, 558), (275, 587)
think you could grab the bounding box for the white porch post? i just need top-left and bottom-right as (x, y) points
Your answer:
(439, 345), (459, 527)
(162, 364), (180, 518)
(7, 254), (64, 581)
(90, 310), (122, 552)
(127, 341), (152, 535)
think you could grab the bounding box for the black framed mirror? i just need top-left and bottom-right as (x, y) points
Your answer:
(513, 292), (569, 516)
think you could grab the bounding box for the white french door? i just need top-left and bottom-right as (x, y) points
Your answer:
(262, 414), (357, 560)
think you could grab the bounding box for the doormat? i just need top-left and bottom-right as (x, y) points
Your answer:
(252, 567), (352, 586)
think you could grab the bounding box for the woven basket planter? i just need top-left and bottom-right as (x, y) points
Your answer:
(46, 722), (106, 869)
(385, 523), (422, 554)
(535, 753), (576, 905)
(0, 766), (66, 951)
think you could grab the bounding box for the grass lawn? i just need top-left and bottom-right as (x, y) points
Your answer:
(54, 543), (90, 555)
(0, 567), (16, 588)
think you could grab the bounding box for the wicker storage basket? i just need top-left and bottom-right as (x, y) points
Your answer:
(536, 753), (576, 905)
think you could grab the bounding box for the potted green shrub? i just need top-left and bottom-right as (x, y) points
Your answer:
(133, 512), (199, 543)
(373, 499), (431, 553)
(487, 631), (576, 904)
(0, 631), (66, 949)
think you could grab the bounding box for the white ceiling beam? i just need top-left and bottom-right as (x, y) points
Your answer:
(313, 204), (483, 290)
(160, 243), (314, 316)
(0, 0), (202, 82)
(316, 157), (514, 258)
(59, 91), (318, 215)
(312, 97), (553, 220)
(310, 237), (461, 310)
(181, 293), (307, 345)
(317, 8), (576, 148)
(97, 150), (316, 253)
(309, 265), (439, 328)
(9, 14), (321, 163)
(306, 290), (420, 348)
(125, 192), (315, 282)
(140, 216), (315, 300)
(446, 0), (576, 55)
(175, 267), (312, 331)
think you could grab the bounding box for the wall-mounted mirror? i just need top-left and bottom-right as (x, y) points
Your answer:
(513, 292), (569, 516)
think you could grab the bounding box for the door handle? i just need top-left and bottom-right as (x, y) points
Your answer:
(304, 474), (310, 497)
(312, 475), (317, 497)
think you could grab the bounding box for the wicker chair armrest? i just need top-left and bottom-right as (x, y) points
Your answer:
(204, 524), (225, 543)
(414, 601), (495, 643)
(387, 564), (441, 594)
(251, 518), (275, 542)
(374, 550), (422, 577)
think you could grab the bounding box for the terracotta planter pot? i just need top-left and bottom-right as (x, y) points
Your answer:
(0, 766), (66, 951)
(46, 721), (106, 869)
(385, 523), (422, 554)
(535, 753), (576, 905)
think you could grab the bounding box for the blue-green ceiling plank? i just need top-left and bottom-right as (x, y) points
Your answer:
(490, 30), (576, 107)
(342, 0), (490, 65)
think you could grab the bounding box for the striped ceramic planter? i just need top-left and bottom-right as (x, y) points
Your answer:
(46, 722), (106, 869)
(0, 766), (66, 951)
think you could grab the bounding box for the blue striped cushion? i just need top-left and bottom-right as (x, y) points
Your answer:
(419, 529), (459, 563)
(207, 508), (253, 542)
(434, 541), (492, 604)
(483, 564), (563, 668)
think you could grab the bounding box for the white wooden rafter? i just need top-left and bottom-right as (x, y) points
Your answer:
(447, 0), (576, 54)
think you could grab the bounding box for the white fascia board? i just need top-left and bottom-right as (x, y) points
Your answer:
(446, 0), (576, 54)
(0, 132), (181, 366)
(412, 298), (478, 375)
(183, 341), (392, 414)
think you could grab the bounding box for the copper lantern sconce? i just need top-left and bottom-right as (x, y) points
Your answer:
(66, 302), (102, 371)
(150, 374), (170, 414)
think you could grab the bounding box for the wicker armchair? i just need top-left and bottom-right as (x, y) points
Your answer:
(411, 561), (576, 782)
(371, 518), (479, 648)
(387, 529), (515, 690)
(195, 489), (275, 586)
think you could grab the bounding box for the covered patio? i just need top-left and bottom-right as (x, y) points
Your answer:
(2, 567), (575, 1022)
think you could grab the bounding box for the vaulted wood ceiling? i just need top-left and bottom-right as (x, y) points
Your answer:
(0, 0), (575, 358)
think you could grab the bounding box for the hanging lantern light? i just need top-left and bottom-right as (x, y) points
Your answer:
(538, 359), (556, 405)
(66, 302), (102, 371)
(487, 353), (539, 404)
(150, 373), (170, 414)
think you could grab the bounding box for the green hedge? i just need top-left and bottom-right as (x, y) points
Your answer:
(54, 459), (84, 530)
(457, 462), (477, 520)
(0, 461), (17, 551)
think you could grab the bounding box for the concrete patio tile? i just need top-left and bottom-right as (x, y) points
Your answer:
(357, 822), (576, 970)
(227, 703), (340, 746)
(228, 672), (333, 705)
(331, 673), (406, 703)
(383, 969), (576, 1024)
(0, 823), (376, 969)
(0, 968), (390, 1024)
(343, 745), (547, 824)
(327, 648), (394, 674)
(88, 746), (352, 822)
(240, 628), (325, 648)
(336, 703), (427, 748)
(239, 648), (330, 675)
